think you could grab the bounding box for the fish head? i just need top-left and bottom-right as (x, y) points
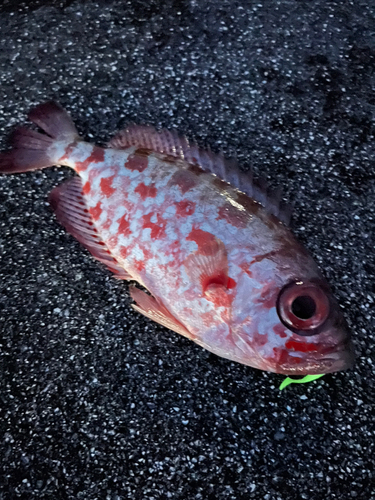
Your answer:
(261, 278), (354, 375)
(228, 250), (355, 375)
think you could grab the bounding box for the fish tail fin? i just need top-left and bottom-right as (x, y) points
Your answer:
(0, 101), (80, 174)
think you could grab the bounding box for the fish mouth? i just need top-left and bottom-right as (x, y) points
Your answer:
(276, 338), (356, 376)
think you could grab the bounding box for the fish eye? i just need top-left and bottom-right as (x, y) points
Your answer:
(277, 281), (330, 336)
(291, 295), (316, 319)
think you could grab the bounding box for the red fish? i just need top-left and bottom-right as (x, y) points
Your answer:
(0, 102), (355, 375)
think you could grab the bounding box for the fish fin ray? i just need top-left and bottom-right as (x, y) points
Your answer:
(108, 125), (189, 160)
(108, 124), (292, 224)
(184, 237), (230, 293)
(28, 101), (79, 141)
(130, 287), (194, 339)
(0, 127), (57, 173)
(0, 102), (80, 174)
(49, 177), (132, 280)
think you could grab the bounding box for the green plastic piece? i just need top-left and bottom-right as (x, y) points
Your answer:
(279, 374), (325, 390)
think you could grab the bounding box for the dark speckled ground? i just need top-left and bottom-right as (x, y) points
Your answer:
(0, 1), (374, 499)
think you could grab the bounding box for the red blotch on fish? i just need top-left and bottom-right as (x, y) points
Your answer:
(118, 214), (131, 236)
(125, 152), (148, 172)
(169, 240), (180, 253)
(135, 182), (157, 199)
(119, 246), (129, 259)
(58, 142), (77, 164)
(187, 228), (218, 254)
(252, 331), (269, 347)
(250, 250), (279, 266)
(227, 277), (236, 289)
(82, 181), (91, 195)
(142, 247), (153, 261)
(143, 213), (166, 239)
(273, 323), (288, 338)
(256, 283), (278, 309)
(272, 347), (303, 365)
(134, 259), (145, 272)
(240, 262), (253, 278)
(134, 247), (153, 272)
(75, 146), (105, 172)
(168, 170), (197, 194)
(100, 175), (116, 197)
(102, 218), (112, 231)
(89, 201), (102, 220)
(285, 339), (319, 353)
(176, 200), (196, 217)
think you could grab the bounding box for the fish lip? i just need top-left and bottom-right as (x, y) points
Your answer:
(326, 339), (356, 372)
(277, 339), (356, 375)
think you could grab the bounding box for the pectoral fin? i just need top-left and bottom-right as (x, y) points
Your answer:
(184, 236), (236, 295)
(130, 287), (194, 340)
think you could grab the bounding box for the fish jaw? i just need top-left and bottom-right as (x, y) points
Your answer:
(270, 329), (355, 375)
(271, 338), (355, 375)
(190, 313), (355, 375)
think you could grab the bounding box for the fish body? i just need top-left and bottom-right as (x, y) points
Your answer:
(0, 102), (355, 375)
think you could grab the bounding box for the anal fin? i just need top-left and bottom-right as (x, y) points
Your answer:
(49, 176), (132, 280)
(130, 287), (194, 340)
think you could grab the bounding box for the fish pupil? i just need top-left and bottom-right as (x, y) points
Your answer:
(291, 295), (316, 320)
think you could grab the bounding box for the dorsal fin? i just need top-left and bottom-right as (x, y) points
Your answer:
(108, 125), (293, 225)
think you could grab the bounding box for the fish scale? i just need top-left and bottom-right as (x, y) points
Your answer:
(75, 148), (276, 330)
(0, 102), (355, 376)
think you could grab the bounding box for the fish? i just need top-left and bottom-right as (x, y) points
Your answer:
(0, 102), (355, 375)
